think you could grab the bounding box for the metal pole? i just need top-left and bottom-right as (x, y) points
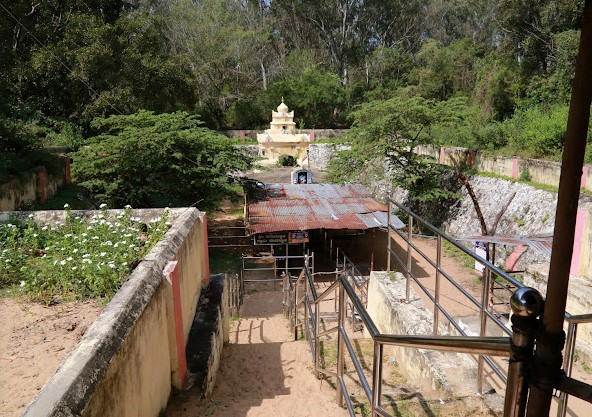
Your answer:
(406, 215), (413, 302)
(294, 273), (299, 341)
(557, 322), (577, 417)
(304, 267), (309, 341)
(387, 200), (392, 271)
(314, 301), (320, 378)
(433, 235), (442, 336)
(477, 267), (491, 394)
(371, 341), (384, 417)
(527, 4), (592, 415)
(336, 283), (346, 406)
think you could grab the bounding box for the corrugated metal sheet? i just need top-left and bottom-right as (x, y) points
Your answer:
(456, 233), (553, 256)
(248, 183), (397, 234)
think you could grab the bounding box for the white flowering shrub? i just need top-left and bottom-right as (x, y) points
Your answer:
(0, 205), (170, 301)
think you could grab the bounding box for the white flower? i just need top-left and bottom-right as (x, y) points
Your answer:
(81, 233), (88, 237)
(82, 259), (92, 264)
(42, 225), (48, 230)
(71, 266), (77, 271)
(60, 260), (67, 265)
(67, 257), (73, 261)
(28, 214), (34, 218)
(44, 246), (50, 250)
(63, 203), (70, 209)
(72, 249), (78, 253)
(20, 280), (26, 286)
(100, 252), (107, 257)
(124, 205), (132, 209)
(99, 203), (108, 209)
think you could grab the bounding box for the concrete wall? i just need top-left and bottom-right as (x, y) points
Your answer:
(0, 162), (68, 211)
(365, 271), (481, 396)
(523, 264), (592, 362)
(21, 207), (220, 417)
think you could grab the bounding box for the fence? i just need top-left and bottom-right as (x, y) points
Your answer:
(284, 200), (592, 417)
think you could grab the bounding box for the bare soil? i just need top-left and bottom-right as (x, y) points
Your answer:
(0, 298), (103, 417)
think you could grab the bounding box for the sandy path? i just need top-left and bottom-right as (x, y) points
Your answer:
(0, 298), (103, 417)
(166, 290), (349, 417)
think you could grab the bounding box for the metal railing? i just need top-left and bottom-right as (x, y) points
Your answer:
(284, 200), (592, 417)
(241, 253), (314, 284)
(387, 198), (518, 393)
(288, 263), (515, 417)
(385, 197), (592, 416)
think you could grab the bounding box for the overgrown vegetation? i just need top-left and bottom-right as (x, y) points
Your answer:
(1, 1), (589, 207)
(71, 111), (252, 209)
(0, 206), (169, 302)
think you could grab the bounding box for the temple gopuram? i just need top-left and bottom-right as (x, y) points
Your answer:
(256, 100), (311, 165)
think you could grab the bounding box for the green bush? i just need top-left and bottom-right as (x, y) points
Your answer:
(72, 110), (253, 209)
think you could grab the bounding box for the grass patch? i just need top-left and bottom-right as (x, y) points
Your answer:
(442, 241), (475, 270)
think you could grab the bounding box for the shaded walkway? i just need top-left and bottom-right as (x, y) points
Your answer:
(166, 290), (348, 417)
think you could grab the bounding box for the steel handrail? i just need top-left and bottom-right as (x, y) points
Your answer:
(390, 198), (524, 289)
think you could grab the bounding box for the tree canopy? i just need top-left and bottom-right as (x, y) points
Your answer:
(0, 0), (588, 193)
(71, 111), (252, 208)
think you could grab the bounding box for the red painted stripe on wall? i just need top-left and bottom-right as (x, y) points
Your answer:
(165, 261), (187, 389)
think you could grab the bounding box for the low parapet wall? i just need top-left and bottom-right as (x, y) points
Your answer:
(0, 159), (70, 211)
(20, 207), (217, 417)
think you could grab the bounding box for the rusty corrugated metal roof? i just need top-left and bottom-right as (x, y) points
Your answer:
(456, 233), (553, 256)
(248, 183), (398, 234)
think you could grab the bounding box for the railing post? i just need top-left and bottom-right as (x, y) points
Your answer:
(406, 214), (413, 302)
(294, 274), (299, 341)
(477, 267), (491, 393)
(433, 235), (442, 335)
(336, 282), (346, 407)
(314, 301), (320, 378)
(371, 341), (384, 417)
(387, 200), (392, 271)
(504, 288), (543, 417)
(557, 321), (577, 417)
(304, 269), (309, 341)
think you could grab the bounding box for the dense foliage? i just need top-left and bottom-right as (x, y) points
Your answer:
(71, 111), (253, 208)
(0, 206), (169, 301)
(0, 1), (588, 185)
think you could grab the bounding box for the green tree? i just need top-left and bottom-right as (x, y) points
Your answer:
(327, 96), (454, 201)
(71, 111), (253, 208)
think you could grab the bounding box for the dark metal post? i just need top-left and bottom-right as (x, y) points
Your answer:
(371, 341), (384, 417)
(336, 283), (346, 406)
(406, 215), (413, 302)
(504, 288), (543, 417)
(433, 235), (442, 335)
(557, 321), (577, 417)
(527, 4), (592, 415)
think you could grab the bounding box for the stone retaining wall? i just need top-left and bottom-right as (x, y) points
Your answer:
(19, 207), (224, 417)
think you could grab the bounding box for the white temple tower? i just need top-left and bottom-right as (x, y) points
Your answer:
(256, 100), (311, 165)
